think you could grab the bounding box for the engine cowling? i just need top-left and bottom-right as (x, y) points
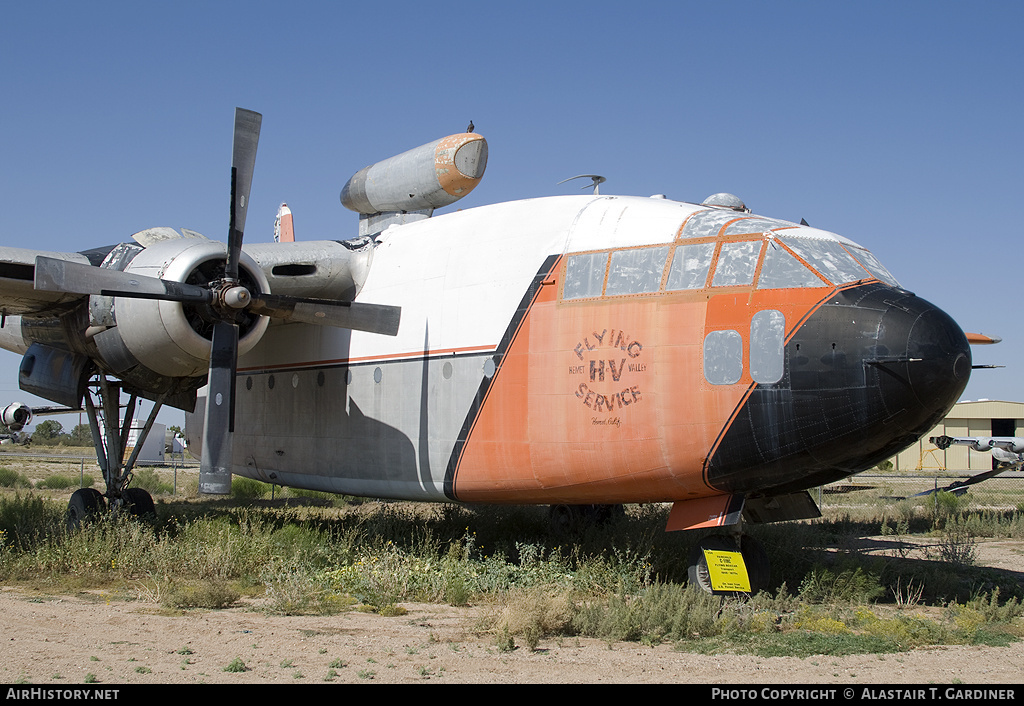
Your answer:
(1, 403), (32, 431)
(969, 439), (994, 452)
(100, 238), (271, 378)
(994, 439), (1024, 454)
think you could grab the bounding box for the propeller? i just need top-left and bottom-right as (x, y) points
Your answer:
(200, 108), (261, 494)
(33, 108), (401, 494)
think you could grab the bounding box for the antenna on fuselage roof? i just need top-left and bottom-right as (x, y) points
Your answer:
(558, 174), (606, 195)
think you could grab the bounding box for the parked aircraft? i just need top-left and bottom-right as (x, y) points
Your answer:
(0, 109), (982, 592)
(1, 401), (78, 442)
(925, 434), (1024, 495)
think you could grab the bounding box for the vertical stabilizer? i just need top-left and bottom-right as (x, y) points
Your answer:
(274, 203), (295, 242)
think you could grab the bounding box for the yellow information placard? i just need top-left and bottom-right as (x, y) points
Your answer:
(702, 548), (751, 592)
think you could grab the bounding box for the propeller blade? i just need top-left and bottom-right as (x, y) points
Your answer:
(198, 321), (238, 495)
(226, 108), (262, 281)
(250, 294), (401, 336)
(34, 256), (212, 303)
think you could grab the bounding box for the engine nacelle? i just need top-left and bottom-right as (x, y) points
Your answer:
(969, 439), (994, 452)
(340, 132), (487, 215)
(99, 238), (271, 378)
(1, 403), (32, 431)
(993, 438), (1024, 454)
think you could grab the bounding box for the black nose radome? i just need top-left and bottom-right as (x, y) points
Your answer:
(904, 303), (973, 409)
(705, 282), (971, 495)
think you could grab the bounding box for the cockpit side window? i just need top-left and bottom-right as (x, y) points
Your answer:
(606, 246), (669, 295)
(712, 241), (762, 287)
(563, 252), (609, 300)
(666, 242), (715, 290)
(757, 240), (826, 289)
(562, 223), (899, 302)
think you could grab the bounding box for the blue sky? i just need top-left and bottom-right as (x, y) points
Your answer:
(1, 1), (1021, 431)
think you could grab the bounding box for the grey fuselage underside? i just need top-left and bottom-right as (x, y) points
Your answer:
(196, 339), (493, 502)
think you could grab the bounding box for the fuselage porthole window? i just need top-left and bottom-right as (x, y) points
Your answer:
(750, 310), (785, 384)
(703, 330), (743, 385)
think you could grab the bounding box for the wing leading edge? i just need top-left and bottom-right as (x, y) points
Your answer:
(0, 246), (91, 317)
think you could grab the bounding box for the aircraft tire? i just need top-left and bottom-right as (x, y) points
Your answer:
(122, 487), (156, 519)
(66, 488), (107, 530)
(547, 504), (580, 536)
(686, 534), (770, 596)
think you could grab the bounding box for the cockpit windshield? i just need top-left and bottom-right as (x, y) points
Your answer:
(768, 235), (900, 288)
(561, 209), (900, 300)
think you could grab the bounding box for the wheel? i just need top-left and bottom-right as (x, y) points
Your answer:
(548, 504), (578, 535)
(67, 488), (107, 530)
(687, 534), (770, 595)
(121, 487), (155, 519)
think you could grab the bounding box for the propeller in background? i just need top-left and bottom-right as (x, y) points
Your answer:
(33, 108), (401, 494)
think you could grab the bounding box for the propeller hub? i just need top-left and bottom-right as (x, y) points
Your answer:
(222, 285), (251, 309)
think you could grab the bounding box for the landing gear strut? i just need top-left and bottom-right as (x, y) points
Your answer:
(66, 373), (160, 529)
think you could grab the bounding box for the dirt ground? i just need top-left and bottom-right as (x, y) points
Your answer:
(0, 588), (1022, 686)
(2, 538), (1024, 685)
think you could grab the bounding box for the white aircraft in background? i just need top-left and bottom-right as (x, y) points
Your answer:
(0, 108), (989, 593)
(926, 434), (1023, 495)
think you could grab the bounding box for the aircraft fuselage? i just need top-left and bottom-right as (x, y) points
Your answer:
(191, 194), (971, 511)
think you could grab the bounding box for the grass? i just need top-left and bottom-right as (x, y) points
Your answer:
(0, 468), (33, 489)
(224, 658), (247, 673)
(0, 482), (1022, 657)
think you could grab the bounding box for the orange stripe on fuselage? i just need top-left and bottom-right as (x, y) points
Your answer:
(452, 267), (837, 505)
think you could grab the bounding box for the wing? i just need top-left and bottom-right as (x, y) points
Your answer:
(930, 435), (1024, 453)
(915, 434), (1024, 497)
(0, 246), (92, 317)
